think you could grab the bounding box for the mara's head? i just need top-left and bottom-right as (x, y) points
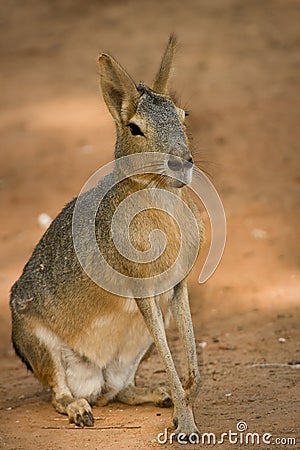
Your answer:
(98, 35), (193, 188)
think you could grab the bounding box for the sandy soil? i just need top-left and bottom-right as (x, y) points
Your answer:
(0, 1), (299, 449)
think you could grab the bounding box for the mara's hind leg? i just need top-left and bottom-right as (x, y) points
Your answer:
(11, 316), (94, 427)
(108, 344), (172, 408)
(116, 385), (172, 407)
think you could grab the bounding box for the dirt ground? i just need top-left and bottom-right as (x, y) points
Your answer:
(0, 1), (299, 449)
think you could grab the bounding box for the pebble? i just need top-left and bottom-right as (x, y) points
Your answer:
(199, 341), (208, 348)
(38, 213), (52, 229)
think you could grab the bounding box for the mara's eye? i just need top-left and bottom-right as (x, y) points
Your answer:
(126, 122), (145, 137)
(184, 111), (190, 117)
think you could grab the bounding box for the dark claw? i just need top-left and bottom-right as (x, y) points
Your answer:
(160, 396), (173, 408)
(75, 413), (84, 428)
(83, 410), (94, 427)
(72, 411), (94, 428)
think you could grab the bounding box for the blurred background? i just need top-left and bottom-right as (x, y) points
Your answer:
(1, 0), (299, 316)
(0, 1), (299, 448)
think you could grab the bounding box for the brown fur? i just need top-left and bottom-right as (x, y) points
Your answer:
(10, 36), (204, 436)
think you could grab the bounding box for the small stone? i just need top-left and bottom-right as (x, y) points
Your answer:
(199, 341), (208, 348)
(38, 213), (52, 229)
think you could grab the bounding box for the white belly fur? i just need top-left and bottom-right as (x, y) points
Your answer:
(34, 294), (172, 401)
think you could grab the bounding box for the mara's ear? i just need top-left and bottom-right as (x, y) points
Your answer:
(153, 34), (177, 94)
(98, 54), (139, 124)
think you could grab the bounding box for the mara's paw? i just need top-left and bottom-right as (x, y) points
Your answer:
(66, 398), (94, 427)
(153, 386), (173, 408)
(172, 416), (200, 442)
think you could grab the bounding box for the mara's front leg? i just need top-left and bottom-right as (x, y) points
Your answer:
(170, 280), (201, 406)
(136, 297), (199, 438)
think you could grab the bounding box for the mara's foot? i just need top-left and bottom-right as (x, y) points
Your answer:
(66, 398), (94, 427)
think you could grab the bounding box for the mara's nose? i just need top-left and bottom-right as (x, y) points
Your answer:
(167, 155), (193, 172)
